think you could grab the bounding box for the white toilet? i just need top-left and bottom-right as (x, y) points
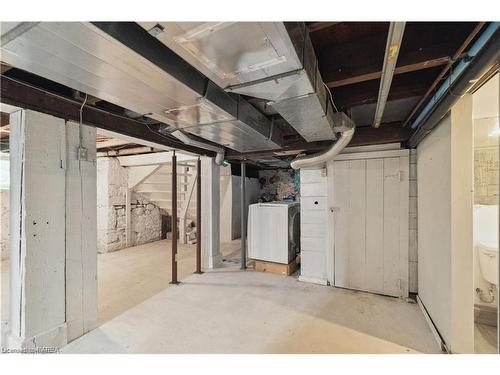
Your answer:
(474, 205), (498, 286)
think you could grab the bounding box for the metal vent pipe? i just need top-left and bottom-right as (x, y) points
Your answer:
(291, 112), (355, 169)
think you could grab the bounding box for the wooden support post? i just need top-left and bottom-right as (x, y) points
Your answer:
(195, 157), (203, 274)
(170, 151), (179, 284)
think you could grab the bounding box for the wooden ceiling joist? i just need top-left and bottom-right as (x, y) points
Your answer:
(326, 56), (452, 88)
(225, 123), (410, 160)
(307, 22), (341, 33)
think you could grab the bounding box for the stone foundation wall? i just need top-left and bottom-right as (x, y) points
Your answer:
(258, 169), (299, 201)
(97, 157), (162, 253)
(130, 191), (162, 246)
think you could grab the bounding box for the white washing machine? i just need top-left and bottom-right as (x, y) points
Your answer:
(248, 201), (300, 264)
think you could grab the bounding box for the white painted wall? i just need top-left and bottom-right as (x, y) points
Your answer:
(417, 95), (474, 353)
(450, 96), (474, 353)
(219, 166), (260, 243)
(409, 150), (418, 293)
(231, 176), (260, 240)
(418, 114), (453, 346)
(201, 157), (221, 269)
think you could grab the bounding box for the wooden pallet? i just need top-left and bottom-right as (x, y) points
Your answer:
(250, 257), (298, 276)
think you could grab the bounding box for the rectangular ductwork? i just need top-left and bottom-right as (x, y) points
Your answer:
(139, 22), (350, 142)
(0, 22), (282, 153)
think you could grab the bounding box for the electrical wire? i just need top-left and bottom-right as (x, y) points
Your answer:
(79, 93), (88, 146)
(323, 81), (339, 112)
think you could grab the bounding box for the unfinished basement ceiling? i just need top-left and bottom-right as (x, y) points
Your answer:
(0, 21), (488, 164)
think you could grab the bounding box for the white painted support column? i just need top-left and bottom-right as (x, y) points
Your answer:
(8, 110), (97, 349)
(65, 120), (97, 342)
(125, 188), (132, 247)
(299, 168), (329, 285)
(9, 109), (68, 349)
(449, 95), (474, 353)
(201, 157), (221, 269)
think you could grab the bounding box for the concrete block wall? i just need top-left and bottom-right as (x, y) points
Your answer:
(97, 157), (162, 253)
(409, 149), (418, 294)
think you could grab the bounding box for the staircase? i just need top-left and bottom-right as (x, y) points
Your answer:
(134, 161), (198, 243)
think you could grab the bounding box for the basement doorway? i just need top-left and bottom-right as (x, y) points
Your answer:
(94, 129), (201, 325)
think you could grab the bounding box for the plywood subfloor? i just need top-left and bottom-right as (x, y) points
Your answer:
(63, 262), (441, 354)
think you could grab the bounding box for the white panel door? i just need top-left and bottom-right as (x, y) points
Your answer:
(332, 152), (409, 297)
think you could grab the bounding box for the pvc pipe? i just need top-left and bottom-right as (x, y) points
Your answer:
(411, 22), (499, 130)
(408, 28), (500, 147)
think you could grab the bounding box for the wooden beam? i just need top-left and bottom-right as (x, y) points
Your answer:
(307, 22), (341, 33)
(97, 146), (160, 157)
(96, 138), (134, 149)
(0, 112), (9, 127)
(0, 113), (10, 140)
(1, 63), (13, 74)
(117, 151), (196, 167)
(0, 75), (216, 157)
(225, 123), (410, 160)
(333, 67), (437, 109)
(326, 56), (451, 88)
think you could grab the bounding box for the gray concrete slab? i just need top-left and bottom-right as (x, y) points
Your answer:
(63, 262), (441, 354)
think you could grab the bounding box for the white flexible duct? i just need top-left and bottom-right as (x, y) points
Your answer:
(171, 130), (225, 165)
(290, 128), (355, 170)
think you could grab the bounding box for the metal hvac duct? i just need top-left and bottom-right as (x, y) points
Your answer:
(138, 22), (355, 143)
(0, 22), (283, 153)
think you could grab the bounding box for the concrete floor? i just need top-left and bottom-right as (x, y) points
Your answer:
(0, 258), (8, 346)
(0, 239), (240, 345)
(97, 238), (239, 324)
(475, 323), (498, 354)
(63, 260), (442, 354)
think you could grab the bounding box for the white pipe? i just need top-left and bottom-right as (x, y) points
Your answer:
(171, 129), (225, 165)
(290, 128), (355, 170)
